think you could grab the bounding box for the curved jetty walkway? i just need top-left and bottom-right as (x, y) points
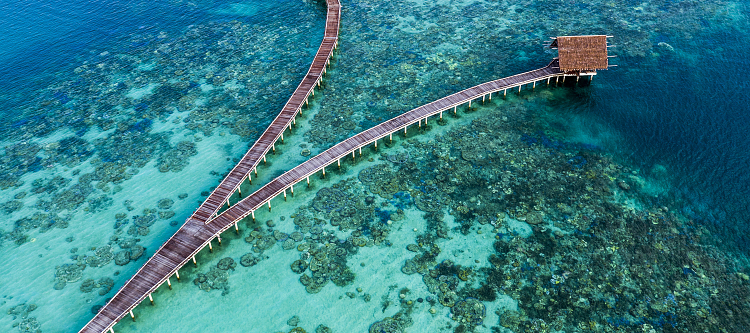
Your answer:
(78, 0), (340, 332)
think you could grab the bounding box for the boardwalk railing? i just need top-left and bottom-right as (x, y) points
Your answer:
(204, 59), (573, 230)
(78, 1), (341, 332)
(186, 0), (341, 226)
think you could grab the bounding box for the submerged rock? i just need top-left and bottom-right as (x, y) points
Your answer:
(217, 257), (236, 271)
(451, 298), (485, 325)
(369, 317), (402, 333)
(193, 267), (230, 295)
(53, 263), (86, 290)
(239, 253), (260, 267)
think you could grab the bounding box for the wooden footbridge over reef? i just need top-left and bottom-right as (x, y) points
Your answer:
(78, 0), (613, 329)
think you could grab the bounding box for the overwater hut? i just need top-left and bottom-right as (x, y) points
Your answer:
(548, 35), (614, 75)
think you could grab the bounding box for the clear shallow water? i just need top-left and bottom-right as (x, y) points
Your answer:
(1, 0), (750, 332)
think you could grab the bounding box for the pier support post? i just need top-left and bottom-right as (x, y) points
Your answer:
(322, 167), (326, 178)
(263, 155), (266, 164)
(149, 294), (154, 306)
(251, 210), (255, 221)
(268, 200), (271, 212)
(307, 176), (310, 187)
(338, 159), (341, 169)
(469, 100), (472, 108)
(576, 76), (580, 84)
(404, 126), (407, 136)
(533, 81), (536, 89)
(291, 184), (294, 196)
(454, 106), (457, 114)
(440, 112), (443, 119)
(217, 235), (221, 245)
(418, 119), (421, 128)
(482, 95), (485, 104)
(234, 222), (239, 234)
(110, 328), (115, 333)
(518, 85), (521, 93)
(130, 310), (135, 322)
(272, 143), (275, 153)
(208, 240), (213, 253)
(192, 256), (197, 267)
(254, 167), (257, 176)
(238, 186), (242, 198)
(359, 147), (362, 156)
(281, 133), (284, 143)
(167, 277), (172, 289)
(374, 140), (377, 149)
(489, 92), (492, 100)
(352, 151), (355, 162)
(226, 199), (230, 208)
(175, 270), (180, 281)
(504, 89), (507, 97)
(284, 189), (287, 201)
(547, 77), (550, 85)
(389, 133), (392, 142)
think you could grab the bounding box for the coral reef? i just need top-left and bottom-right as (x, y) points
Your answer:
(193, 267), (230, 295)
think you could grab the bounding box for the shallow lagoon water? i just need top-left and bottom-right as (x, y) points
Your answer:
(1, 0), (750, 332)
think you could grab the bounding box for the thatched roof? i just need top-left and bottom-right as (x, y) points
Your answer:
(551, 35), (609, 72)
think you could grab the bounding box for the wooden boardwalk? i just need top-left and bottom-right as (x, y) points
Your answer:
(80, 57), (581, 333)
(186, 0), (341, 226)
(78, 0), (340, 332)
(78, 19), (600, 332)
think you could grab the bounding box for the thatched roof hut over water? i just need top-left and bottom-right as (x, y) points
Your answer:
(549, 35), (611, 72)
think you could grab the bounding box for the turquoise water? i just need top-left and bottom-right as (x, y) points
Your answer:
(1, 0), (749, 332)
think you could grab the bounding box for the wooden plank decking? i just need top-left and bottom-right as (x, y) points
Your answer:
(78, 1), (340, 332)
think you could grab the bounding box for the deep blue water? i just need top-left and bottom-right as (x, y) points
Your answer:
(592, 28), (750, 250)
(0, 0), (277, 111)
